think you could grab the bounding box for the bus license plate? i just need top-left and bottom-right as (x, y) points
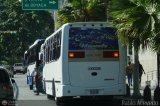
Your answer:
(90, 89), (99, 94)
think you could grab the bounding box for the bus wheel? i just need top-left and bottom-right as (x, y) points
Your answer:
(47, 94), (53, 99)
(55, 97), (62, 105)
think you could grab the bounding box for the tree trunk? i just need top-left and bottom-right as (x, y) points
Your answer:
(132, 42), (141, 98)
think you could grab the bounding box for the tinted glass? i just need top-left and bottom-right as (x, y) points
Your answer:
(69, 27), (118, 50)
(15, 64), (23, 66)
(0, 69), (10, 82)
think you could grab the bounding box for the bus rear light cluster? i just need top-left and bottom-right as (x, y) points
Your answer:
(69, 52), (85, 58)
(103, 51), (119, 58)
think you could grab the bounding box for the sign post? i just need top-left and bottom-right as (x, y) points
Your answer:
(22, 0), (58, 10)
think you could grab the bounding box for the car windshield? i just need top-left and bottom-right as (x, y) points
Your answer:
(15, 64), (22, 66)
(0, 69), (10, 83)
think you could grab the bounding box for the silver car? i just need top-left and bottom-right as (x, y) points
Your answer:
(0, 66), (15, 104)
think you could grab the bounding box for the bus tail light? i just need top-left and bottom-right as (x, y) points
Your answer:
(103, 51), (119, 58)
(69, 52), (85, 58)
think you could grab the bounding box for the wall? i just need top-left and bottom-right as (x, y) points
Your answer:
(139, 49), (157, 89)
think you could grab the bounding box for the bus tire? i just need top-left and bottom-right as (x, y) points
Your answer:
(55, 97), (62, 105)
(47, 94), (53, 99)
(55, 97), (70, 105)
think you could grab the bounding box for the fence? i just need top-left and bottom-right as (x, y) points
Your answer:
(146, 70), (158, 89)
(147, 70), (158, 81)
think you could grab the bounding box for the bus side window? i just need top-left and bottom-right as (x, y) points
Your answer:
(45, 46), (48, 63)
(51, 37), (54, 61)
(48, 46), (50, 62)
(57, 32), (61, 59)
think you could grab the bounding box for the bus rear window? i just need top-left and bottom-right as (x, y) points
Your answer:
(69, 27), (118, 50)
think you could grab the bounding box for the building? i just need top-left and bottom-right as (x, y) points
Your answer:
(128, 47), (159, 89)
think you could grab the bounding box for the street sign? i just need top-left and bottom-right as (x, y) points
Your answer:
(0, 31), (17, 35)
(22, 0), (58, 10)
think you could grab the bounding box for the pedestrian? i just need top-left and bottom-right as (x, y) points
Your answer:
(126, 61), (133, 86)
(35, 60), (43, 95)
(38, 60), (43, 73)
(139, 62), (145, 84)
(35, 71), (42, 95)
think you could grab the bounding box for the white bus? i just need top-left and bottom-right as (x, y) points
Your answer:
(24, 39), (45, 90)
(39, 44), (45, 61)
(43, 22), (127, 104)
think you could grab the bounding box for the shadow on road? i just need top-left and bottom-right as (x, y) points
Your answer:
(57, 99), (121, 106)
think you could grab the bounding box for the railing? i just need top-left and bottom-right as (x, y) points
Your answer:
(147, 70), (158, 81)
(146, 70), (158, 89)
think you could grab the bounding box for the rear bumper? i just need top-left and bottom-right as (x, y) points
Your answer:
(56, 83), (126, 97)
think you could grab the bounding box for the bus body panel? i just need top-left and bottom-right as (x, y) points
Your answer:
(61, 25), (70, 85)
(68, 61), (119, 87)
(118, 43), (127, 85)
(43, 22), (127, 99)
(43, 60), (62, 95)
(43, 26), (69, 96)
(55, 83), (125, 97)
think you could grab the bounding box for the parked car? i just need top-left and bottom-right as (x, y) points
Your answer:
(13, 63), (25, 74)
(1, 65), (14, 78)
(0, 66), (15, 104)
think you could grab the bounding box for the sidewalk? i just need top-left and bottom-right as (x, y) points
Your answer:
(130, 85), (155, 100)
(114, 85), (156, 101)
(124, 76), (158, 100)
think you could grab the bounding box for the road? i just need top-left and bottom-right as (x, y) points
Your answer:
(13, 74), (122, 106)
(13, 74), (56, 106)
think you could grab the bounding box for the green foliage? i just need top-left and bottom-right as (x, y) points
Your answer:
(111, 0), (160, 52)
(0, 0), (54, 64)
(56, 0), (108, 28)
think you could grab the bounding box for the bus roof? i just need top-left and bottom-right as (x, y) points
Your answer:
(29, 39), (45, 49)
(65, 22), (113, 27)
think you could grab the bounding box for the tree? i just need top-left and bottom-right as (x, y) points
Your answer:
(111, 0), (160, 98)
(56, 0), (109, 28)
(0, 0), (54, 64)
